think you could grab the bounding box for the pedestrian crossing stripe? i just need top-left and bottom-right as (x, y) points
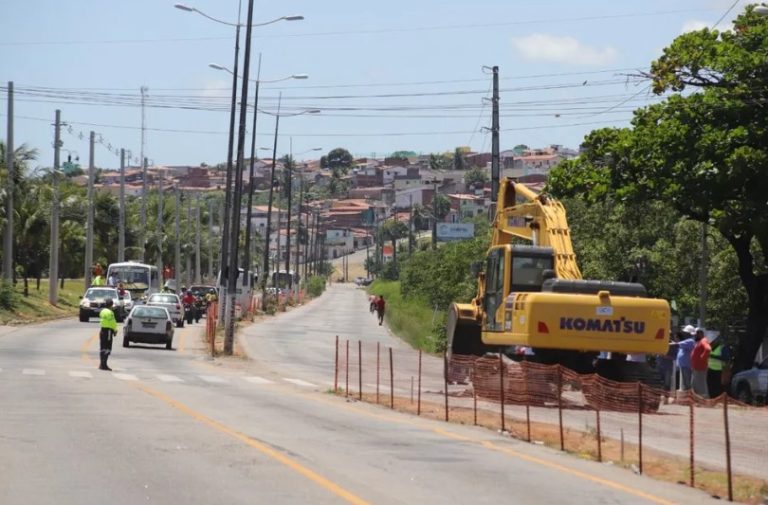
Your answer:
(113, 373), (138, 381)
(283, 378), (317, 387)
(69, 371), (93, 378)
(199, 375), (228, 384)
(244, 376), (274, 384)
(157, 374), (184, 383)
(22, 368), (45, 375)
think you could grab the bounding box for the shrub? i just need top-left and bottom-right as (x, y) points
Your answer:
(307, 276), (326, 297)
(0, 280), (15, 310)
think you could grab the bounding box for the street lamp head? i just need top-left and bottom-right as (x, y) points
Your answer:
(291, 74), (309, 80)
(208, 63), (227, 71)
(283, 15), (304, 21)
(174, 3), (195, 12)
(306, 109), (321, 114)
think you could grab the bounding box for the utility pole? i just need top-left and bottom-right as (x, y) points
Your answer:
(84, 131), (95, 287)
(140, 85), (148, 262)
(431, 179), (439, 249)
(157, 167), (164, 278)
(195, 193), (202, 284)
(285, 138), (293, 287)
(3, 81), (13, 282)
(243, 53), (262, 291)
(118, 148), (126, 263)
(294, 166), (302, 288)
(490, 65), (500, 214)
(261, 96), (282, 310)
(225, 0), (257, 353)
(140, 156), (148, 262)
(49, 109), (61, 304)
(174, 185), (181, 291)
(208, 198), (214, 282)
(408, 193), (414, 254)
(186, 201), (193, 287)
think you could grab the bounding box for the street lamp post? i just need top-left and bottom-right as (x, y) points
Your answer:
(209, 60), (307, 297)
(258, 104), (320, 309)
(292, 147), (322, 291)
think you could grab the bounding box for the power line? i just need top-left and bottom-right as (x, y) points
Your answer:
(0, 7), (723, 46)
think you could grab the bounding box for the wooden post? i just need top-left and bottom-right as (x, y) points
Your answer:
(637, 382), (643, 474)
(499, 351), (505, 433)
(417, 349), (422, 415)
(723, 394), (733, 502)
(345, 339), (349, 398)
(333, 335), (339, 392)
(557, 365), (564, 451)
(389, 347), (394, 409)
(358, 340), (362, 401)
(376, 341), (380, 404)
(443, 351), (449, 422)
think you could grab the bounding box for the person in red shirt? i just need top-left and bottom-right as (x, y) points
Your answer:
(181, 288), (196, 306)
(375, 295), (386, 326)
(690, 327), (711, 398)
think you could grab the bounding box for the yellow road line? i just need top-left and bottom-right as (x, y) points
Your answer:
(286, 391), (682, 505)
(137, 384), (372, 505)
(479, 441), (678, 505)
(80, 333), (98, 363)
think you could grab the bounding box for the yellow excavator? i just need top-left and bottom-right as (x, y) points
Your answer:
(446, 178), (670, 383)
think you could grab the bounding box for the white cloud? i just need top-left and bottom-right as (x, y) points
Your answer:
(681, 20), (710, 33)
(511, 33), (617, 66)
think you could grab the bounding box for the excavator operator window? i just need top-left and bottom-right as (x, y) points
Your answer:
(510, 255), (553, 292)
(484, 248), (506, 330)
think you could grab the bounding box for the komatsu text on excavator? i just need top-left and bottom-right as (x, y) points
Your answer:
(446, 178), (670, 383)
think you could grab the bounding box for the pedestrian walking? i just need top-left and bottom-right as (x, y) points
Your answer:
(707, 337), (730, 398)
(98, 298), (118, 371)
(658, 335), (680, 392)
(676, 325), (696, 390)
(690, 327), (711, 398)
(375, 295), (386, 326)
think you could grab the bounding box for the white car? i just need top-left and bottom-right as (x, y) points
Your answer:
(146, 293), (184, 328)
(79, 287), (125, 323)
(730, 357), (768, 405)
(123, 305), (174, 350)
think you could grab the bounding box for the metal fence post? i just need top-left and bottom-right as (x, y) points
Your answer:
(417, 349), (422, 416)
(358, 340), (362, 401)
(524, 361), (531, 443)
(723, 394), (733, 502)
(376, 342), (380, 404)
(389, 347), (394, 409)
(557, 365), (564, 451)
(637, 382), (643, 474)
(472, 359), (477, 426)
(596, 407), (602, 462)
(345, 339), (349, 398)
(443, 350), (449, 422)
(334, 335), (339, 392)
(689, 390), (695, 488)
(499, 351), (506, 433)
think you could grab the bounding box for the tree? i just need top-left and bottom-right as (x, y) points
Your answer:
(547, 6), (768, 371)
(380, 219), (409, 275)
(464, 166), (489, 188)
(390, 150), (417, 158)
(453, 148), (467, 171)
(433, 194), (451, 221)
(428, 153), (452, 171)
(322, 148), (353, 197)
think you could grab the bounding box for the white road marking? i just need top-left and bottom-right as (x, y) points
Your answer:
(199, 375), (228, 384)
(243, 376), (274, 385)
(22, 368), (45, 376)
(69, 371), (93, 379)
(113, 373), (138, 381)
(157, 374), (184, 383)
(283, 378), (317, 387)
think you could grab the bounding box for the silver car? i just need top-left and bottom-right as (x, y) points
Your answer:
(730, 357), (768, 405)
(79, 287), (125, 323)
(123, 305), (174, 349)
(146, 293), (184, 327)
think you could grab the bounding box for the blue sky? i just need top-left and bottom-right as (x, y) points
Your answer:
(0, 0), (750, 168)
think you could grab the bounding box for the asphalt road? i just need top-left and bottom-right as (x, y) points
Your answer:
(0, 299), (724, 504)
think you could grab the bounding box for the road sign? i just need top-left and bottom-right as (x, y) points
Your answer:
(436, 223), (475, 241)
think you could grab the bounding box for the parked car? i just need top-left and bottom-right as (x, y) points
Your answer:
(730, 357), (768, 405)
(123, 305), (174, 350)
(146, 293), (184, 328)
(79, 287), (125, 323)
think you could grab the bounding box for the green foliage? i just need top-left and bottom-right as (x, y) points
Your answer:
(453, 147), (467, 171)
(428, 153), (452, 171)
(547, 7), (768, 369)
(0, 279), (16, 310)
(433, 194), (451, 220)
(464, 166), (489, 187)
(390, 150), (417, 158)
(369, 280), (443, 352)
(307, 275), (327, 297)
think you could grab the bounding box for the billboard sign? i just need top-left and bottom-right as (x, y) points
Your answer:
(436, 223), (475, 242)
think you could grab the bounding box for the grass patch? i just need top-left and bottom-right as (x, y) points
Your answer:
(369, 280), (444, 352)
(0, 278), (85, 324)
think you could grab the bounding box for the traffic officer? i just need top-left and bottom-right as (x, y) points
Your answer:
(99, 298), (118, 371)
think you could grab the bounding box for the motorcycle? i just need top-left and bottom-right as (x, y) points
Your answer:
(183, 303), (195, 325)
(193, 296), (206, 323)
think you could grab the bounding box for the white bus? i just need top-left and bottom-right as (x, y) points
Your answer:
(106, 262), (161, 300)
(216, 267), (257, 312)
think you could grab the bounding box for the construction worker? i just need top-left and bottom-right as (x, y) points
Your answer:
(92, 273), (106, 286)
(98, 298), (118, 371)
(707, 338), (730, 398)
